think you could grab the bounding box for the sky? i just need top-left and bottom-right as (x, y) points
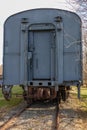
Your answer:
(0, 0), (71, 65)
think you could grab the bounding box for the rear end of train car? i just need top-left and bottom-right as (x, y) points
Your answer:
(2, 9), (82, 102)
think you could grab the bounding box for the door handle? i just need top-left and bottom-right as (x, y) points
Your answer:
(28, 52), (32, 60)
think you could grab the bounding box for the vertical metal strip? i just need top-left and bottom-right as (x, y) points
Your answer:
(51, 31), (55, 81)
(56, 22), (63, 84)
(20, 23), (28, 85)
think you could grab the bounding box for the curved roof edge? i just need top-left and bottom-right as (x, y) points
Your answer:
(4, 8), (82, 25)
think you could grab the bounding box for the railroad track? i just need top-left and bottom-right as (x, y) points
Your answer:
(0, 102), (28, 130)
(0, 100), (59, 130)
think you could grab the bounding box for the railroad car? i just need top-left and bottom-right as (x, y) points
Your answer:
(2, 9), (82, 102)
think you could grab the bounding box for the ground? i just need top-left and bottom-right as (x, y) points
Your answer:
(0, 86), (87, 130)
(59, 88), (87, 130)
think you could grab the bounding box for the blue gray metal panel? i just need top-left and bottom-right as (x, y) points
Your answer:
(28, 24), (55, 81)
(55, 21), (63, 84)
(3, 9), (82, 86)
(32, 31), (51, 79)
(20, 23), (28, 85)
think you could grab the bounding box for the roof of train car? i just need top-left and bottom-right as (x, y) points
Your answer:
(4, 8), (81, 24)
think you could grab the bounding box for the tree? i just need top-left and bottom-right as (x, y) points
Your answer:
(66, 0), (87, 29)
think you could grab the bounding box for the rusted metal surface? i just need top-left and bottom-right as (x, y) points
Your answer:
(27, 87), (57, 100)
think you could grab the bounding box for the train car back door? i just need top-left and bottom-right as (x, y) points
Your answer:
(28, 24), (55, 81)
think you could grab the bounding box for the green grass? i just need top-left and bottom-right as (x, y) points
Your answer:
(0, 86), (23, 109)
(81, 88), (87, 98)
(71, 86), (87, 98)
(0, 86), (87, 111)
(80, 87), (87, 109)
(71, 86), (87, 110)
